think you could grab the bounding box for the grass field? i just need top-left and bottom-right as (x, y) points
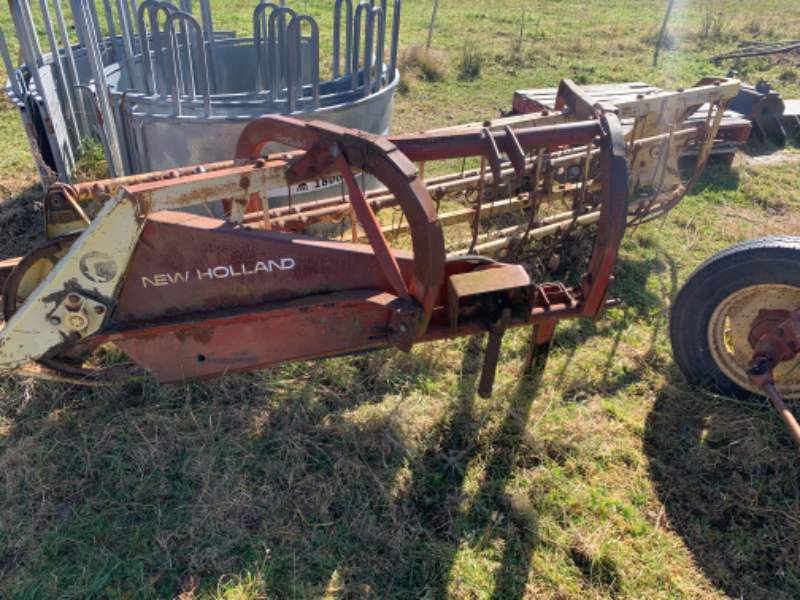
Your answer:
(1, 1), (800, 598)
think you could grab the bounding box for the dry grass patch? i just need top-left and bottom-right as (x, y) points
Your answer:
(398, 44), (448, 83)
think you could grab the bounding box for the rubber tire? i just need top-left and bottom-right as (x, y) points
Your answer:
(670, 236), (800, 399)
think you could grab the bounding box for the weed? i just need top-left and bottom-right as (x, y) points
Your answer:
(457, 43), (482, 81)
(398, 44), (446, 83)
(740, 18), (777, 40)
(698, 0), (731, 45)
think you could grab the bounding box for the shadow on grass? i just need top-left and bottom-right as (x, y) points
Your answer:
(0, 236), (728, 599)
(633, 227), (800, 598)
(644, 381), (800, 599)
(0, 340), (551, 598)
(395, 336), (544, 598)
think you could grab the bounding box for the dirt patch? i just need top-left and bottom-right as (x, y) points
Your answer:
(737, 149), (800, 167)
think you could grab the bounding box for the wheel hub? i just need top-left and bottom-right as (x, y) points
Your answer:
(708, 284), (800, 399)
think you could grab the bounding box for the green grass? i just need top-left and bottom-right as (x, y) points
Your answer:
(1, 1), (800, 598)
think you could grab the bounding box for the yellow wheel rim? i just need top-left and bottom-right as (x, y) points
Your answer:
(708, 284), (800, 399)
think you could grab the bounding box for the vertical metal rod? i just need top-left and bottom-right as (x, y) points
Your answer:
(177, 0), (193, 96)
(373, 6), (385, 92)
(580, 140), (592, 205)
(653, 0), (676, 67)
(198, 0), (217, 93)
(351, 2), (370, 92)
(0, 26), (24, 98)
(361, 8), (378, 98)
(333, 0), (353, 78)
(478, 308), (512, 398)
(260, 191), (271, 230)
(128, 0), (140, 52)
(136, 1), (174, 95)
(116, 0), (134, 53)
(74, 0), (124, 176)
(68, 0), (87, 47)
(147, 3), (176, 97)
(39, 0), (83, 152)
(19, 0), (44, 66)
(53, 0), (90, 138)
(85, 0), (106, 60)
(10, 0), (48, 111)
(287, 15), (319, 112)
(267, 6), (296, 102)
(164, 18), (182, 115)
(164, 12), (210, 116)
(115, 0), (142, 89)
(426, 0), (439, 49)
(469, 155), (486, 254)
(118, 0), (136, 54)
(253, 2), (278, 93)
(388, 0), (401, 80)
(103, 0), (123, 61)
(149, 4), (166, 96)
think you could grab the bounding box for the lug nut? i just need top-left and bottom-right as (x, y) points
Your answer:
(94, 305), (106, 315)
(49, 316), (61, 326)
(68, 294), (80, 304)
(69, 331), (82, 341)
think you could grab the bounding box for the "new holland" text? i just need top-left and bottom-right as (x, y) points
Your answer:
(141, 259), (296, 288)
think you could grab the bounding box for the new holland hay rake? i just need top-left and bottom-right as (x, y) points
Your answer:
(0, 78), (737, 395)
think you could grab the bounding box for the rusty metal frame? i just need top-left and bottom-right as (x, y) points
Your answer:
(0, 90), (639, 390)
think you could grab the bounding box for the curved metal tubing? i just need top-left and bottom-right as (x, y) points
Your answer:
(389, 0), (401, 78)
(137, 0), (178, 96)
(164, 11), (212, 116)
(366, 6), (385, 96)
(287, 15), (320, 112)
(351, 2), (371, 92)
(267, 6), (297, 102)
(253, 2), (280, 93)
(359, 7), (385, 98)
(234, 115), (446, 322)
(333, 0), (353, 78)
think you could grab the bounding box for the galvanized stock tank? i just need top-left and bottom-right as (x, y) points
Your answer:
(2, 0), (402, 209)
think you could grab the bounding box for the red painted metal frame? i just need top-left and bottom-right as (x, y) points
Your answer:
(39, 113), (629, 385)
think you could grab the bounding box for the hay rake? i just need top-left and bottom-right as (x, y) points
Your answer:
(0, 78), (737, 396)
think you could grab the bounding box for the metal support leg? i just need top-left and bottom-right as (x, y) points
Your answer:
(478, 308), (512, 398)
(523, 320), (556, 378)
